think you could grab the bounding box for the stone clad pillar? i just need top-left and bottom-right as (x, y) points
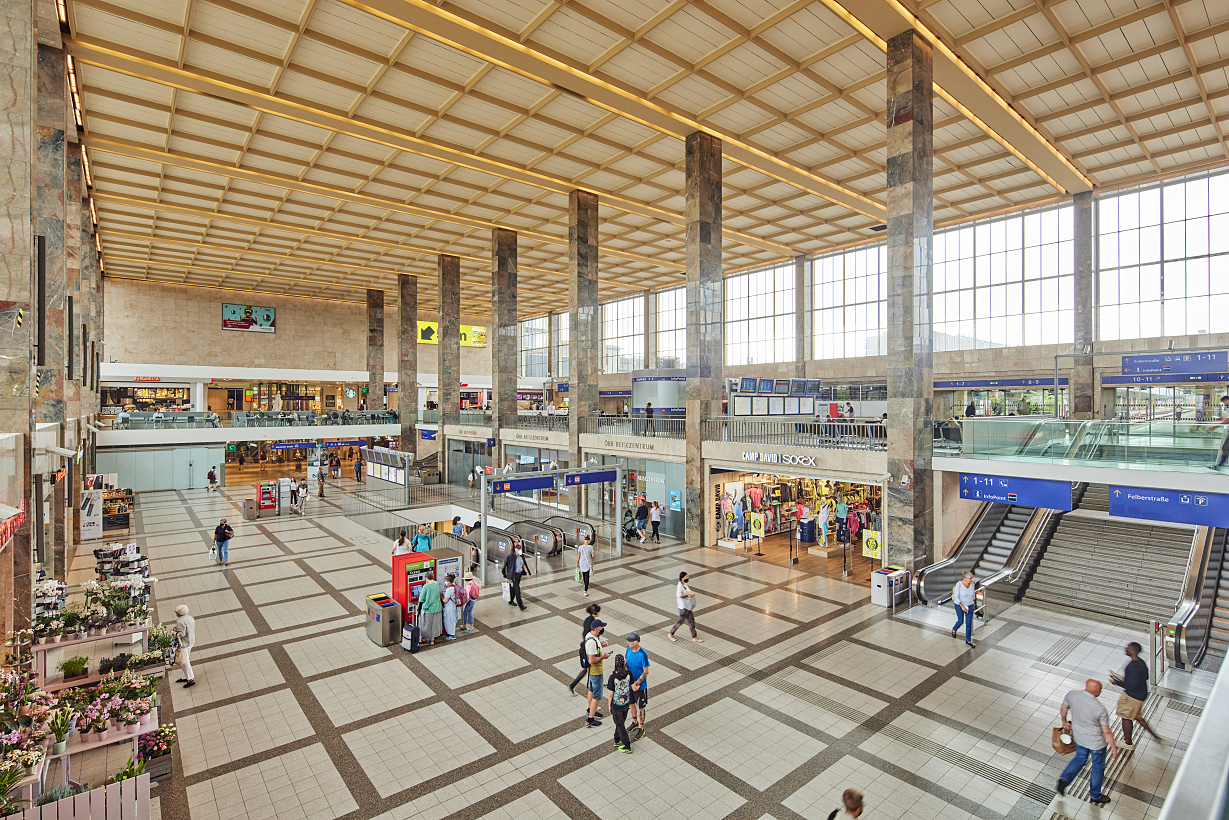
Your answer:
(366, 288), (384, 412)
(437, 255), (460, 481)
(684, 131), (723, 545)
(568, 191), (599, 511)
(884, 30), (935, 571)
(1072, 191), (1094, 419)
(398, 273), (418, 456)
(491, 229), (517, 460)
(795, 255), (810, 377)
(643, 290), (656, 369)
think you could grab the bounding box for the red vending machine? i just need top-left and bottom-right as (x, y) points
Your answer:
(392, 547), (463, 623)
(258, 481), (277, 515)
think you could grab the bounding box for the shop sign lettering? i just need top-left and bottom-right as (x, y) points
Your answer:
(742, 452), (817, 466)
(0, 500), (26, 547)
(601, 439), (657, 451)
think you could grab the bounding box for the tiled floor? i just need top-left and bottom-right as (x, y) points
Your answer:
(64, 481), (1205, 820)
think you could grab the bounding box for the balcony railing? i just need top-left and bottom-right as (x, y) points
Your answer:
(578, 415), (686, 439)
(514, 415), (569, 432)
(701, 418), (887, 450)
(105, 410), (401, 430)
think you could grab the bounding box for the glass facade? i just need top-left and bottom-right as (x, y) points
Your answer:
(602, 295), (644, 374)
(446, 439), (491, 488)
(551, 312), (569, 378)
(518, 316), (549, 377)
(1097, 171), (1229, 341)
(584, 455), (684, 540)
(726, 261), (796, 365)
(812, 245), (886, 359)
(654, 286), (686, 368)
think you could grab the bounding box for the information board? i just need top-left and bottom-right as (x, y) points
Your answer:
(959, 473), (1072, 510)
(1122, 351), (1227, 375)
(1108, 485), (1229, 527)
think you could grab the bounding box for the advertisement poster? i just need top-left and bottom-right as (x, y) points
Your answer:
(79, 488), (103, 540)
(415, 322), (488, 347)
(222, 304), (276, 333)
(749, 512), (764, 538)
(862, 530), (882, 560)
(670, 490), (681, 511)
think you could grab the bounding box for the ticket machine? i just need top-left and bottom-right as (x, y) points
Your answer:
(391, 547), (464, 623)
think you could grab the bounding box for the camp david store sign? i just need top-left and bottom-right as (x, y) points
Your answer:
(702, 439), (885, 482)
(742, 452), (817, 466)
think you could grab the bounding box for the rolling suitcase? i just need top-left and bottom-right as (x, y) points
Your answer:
(401, 624), (421, 654)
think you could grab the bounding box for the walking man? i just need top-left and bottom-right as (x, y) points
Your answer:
(213, 518), (234, 567)
(584, 619), (611, 728)
(206, 466), (217, 492)
(643, 402), (654, 436)
(354, 456), (363, 482)
(1113, 642), (1164, 748)
(952, 571), (977, 648)
(501, 542), (531, 610)
(1057, 679), (1119, 805)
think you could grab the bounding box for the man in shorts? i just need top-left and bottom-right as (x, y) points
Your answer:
(584, 620), (611, 728)
(1113, 641), (1163, 748)
(624, 632), (650, 739)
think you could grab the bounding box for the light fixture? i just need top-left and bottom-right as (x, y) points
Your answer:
(55, 0), (66, 24)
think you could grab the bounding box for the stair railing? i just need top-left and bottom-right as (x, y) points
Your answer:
(1167, 525), (1216, 670)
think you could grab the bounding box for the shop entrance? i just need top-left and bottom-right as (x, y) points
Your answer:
(710, 469), (883, 585)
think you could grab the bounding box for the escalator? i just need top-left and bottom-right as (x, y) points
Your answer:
(1170, 527), (1229, 671)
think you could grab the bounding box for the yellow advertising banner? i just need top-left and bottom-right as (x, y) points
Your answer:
(862, 530), (882, 560)
(416, 322), (487, 347)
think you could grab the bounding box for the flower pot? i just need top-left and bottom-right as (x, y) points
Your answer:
(125, 722), (139, 734)
(52, 635), (61, 643)
(36, 637), (47, 645)
(95, 729), (108, 742)
(51, 740), (66, 755)
(139, 712), (152, 726)
(23, 766), (33, 777)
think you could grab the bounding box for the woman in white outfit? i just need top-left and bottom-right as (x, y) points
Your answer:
(817, 496), (832, 546)
(173, 604), (196, 688)
(392, 531), (411, 557)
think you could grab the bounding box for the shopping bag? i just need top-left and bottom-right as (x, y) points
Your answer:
(502, 581), (512, 602)
(173, 648), (187, 667)
(574, 569), (582, 583)
(1052, 728), (1075, 755)
(208, 545), (217, 561)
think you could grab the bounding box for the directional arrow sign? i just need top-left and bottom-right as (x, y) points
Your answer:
(959, 473), (1072, 510)
(1108, 485), (1229, 527)
(491, 475), (556, 494)
(419, 324), (436, 342)
(563, 470), (618, 486)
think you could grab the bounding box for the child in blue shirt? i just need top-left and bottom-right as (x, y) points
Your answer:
(624, 632), (650, 739)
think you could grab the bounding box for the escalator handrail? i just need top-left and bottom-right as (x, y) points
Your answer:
(912, 502), (993, 605)
(1005, 507), (1056, 585)
(1155, 654), (1229, 820)
(1167, 525), (1216, 669)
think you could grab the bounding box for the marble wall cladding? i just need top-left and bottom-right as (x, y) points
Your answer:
(568, 191), (599, 487)
(1072, 191), (1094, 418)
(794, 256), (810, 377)
(398, 273), (417, 450)
(437, 253), (461, 418)
(491, 228), (517, 442)
(684, 131), (723, 542)
(65, 143), (80, 412)
(884, 29), (935, 572)
(34, 44), (66, 422)
(103, 278), (488, 374)
(366, 288), (384, 408)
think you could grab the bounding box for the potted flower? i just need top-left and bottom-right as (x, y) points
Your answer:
(47, 707), (73, 755)
(119, 702), (139, 734)
(57, 656), (88, 683)
(48, 619), (62, 643)
(137, 723), (176, 782)
(7, 747), (43, 776)
(131, 696), (153, 726)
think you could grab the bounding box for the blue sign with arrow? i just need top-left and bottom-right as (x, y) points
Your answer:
(564, 470), (618, 486)
(959, 473), (1072, 510)
(1108, 485), (1229, 527)
(1122, 351), (1227, 375)
(491, 475), (556, 494)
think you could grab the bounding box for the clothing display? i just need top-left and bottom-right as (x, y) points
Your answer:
(715, 473), (882, 548)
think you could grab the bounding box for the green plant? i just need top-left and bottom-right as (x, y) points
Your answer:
(148, 624), (174, 651)
(57, 657), (88, 678)
(59, 604), (84, 633)
(47, 708), (73, 744)
(0, 763), (27, 815)
(107, 756), (144, 785)
(98, 657), (113, 675)
(34, 783), (90, 806)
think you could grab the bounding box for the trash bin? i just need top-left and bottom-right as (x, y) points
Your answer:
(365, 594), (402, 646)
(243, 498), (258, 521)
(871, 568), (909, 607)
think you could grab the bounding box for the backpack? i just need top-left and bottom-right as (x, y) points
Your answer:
(581, 635), (599, 670)
(466, 581), (480, 601)
(456, 584), (469, 606)
(611, 674), (632, 707)
(827, 811), (841, 820)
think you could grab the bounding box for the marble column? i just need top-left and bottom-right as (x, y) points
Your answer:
(0, 0), (37, 633)
(1072, 191), (1094, 419)
(684, 131), (723, 545)
(643, 290), (656, 369)
(398, 273), (418, 455)
(491, 228), (518, 456)
(366, 288), (384, 412)
(437, 255), (460, 479)
(35, 44), (65, 426)
(568, 190), (600, 512)
(884, 29), (935, 572)
(795, 255), (810, 377)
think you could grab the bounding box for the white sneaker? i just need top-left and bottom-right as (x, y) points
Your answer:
(639, 537), (645, 543)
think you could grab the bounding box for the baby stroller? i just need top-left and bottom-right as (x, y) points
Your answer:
(622, 509), (638, 541)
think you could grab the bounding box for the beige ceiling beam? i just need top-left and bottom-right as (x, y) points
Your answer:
(82, 135), (682, 271)
(812, 0), (1091, 194)
(335, 0), (885, 221)
(65, 37), (793, 257)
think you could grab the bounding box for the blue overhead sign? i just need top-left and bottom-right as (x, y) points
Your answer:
(1122, 352), (1227, 375)
(936, 378), (1068, 389)
(564, 470), (617, 486)
(491, 475), (556, 494)
(1108, 485), (1229, 527)
(269, 441), (313, 450)
(1103, 372), (1229, 385)
(959, 473), (1072, 510)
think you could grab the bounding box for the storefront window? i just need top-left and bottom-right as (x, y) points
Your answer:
(584, 455), (684, 540)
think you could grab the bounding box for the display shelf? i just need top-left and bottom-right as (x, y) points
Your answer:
(51, 710), (160, 759)
(43, 664), (164, 694)
(32, 624), (151, 687)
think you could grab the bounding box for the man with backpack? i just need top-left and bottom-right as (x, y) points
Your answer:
(206, 466), (217, 492)
(583, 620), (611, 728)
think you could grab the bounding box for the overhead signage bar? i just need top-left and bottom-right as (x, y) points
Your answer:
(935, 378), (1068, 389)
(1122, 351), (1227, 375)
(959, 473), (1072, 511)
(1108, 485), (1229, 528)
(490, 475), (556, 494)
(563, 470), (618, 486)
(1103, 372), (1229, 385)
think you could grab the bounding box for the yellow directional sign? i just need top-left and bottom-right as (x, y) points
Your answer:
(416, 322), (487, 347)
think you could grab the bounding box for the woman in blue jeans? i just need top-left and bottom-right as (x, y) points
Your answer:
(951, 571), (976, 647)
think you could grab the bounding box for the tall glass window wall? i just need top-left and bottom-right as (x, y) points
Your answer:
(726, 261), (795, 365)
(1098, 171), (1229, 340)
(518, 316), (549, 377)
(602, 295), (644, 374)
(583, 455), (684, 540)
(654, 287), (686, 368)
(812, 245), (886, 359)
(551, 312), (569, 378)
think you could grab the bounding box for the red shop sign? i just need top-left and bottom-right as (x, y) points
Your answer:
(0, 500), (26, 548)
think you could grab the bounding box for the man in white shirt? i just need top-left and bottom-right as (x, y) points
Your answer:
(951, 571), (977, 648)
(1057, 679), (1118, 805)
(546, 401), (556, 416)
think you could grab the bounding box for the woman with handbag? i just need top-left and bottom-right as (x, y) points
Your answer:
(173, 605), (196, 688)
